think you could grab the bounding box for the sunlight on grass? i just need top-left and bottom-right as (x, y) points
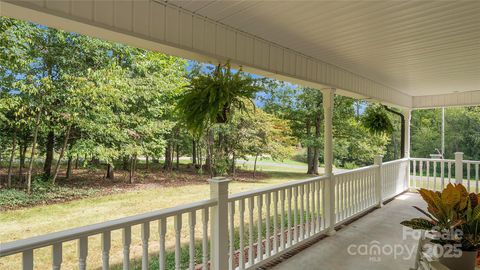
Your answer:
(0, 170), (311, 270)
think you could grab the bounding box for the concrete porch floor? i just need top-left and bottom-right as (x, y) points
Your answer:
(270, 192), (425, 270)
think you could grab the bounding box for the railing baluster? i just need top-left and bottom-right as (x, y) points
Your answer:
(52, 243), (62, 270)
(228, 202), (235, 270)
(123, 226), (131, 270)
(239, 199), (245, 270)
(248, 197), (254, 266)
(265, 193), (271, 257)
(310, 182), (315, 235)
(287, 188), (292, 247)
(141, 222), (150, 270)
(448, 161), (452, 183)
(413, 160), (417, 189)
(305, 183), (312, 235)
(280, 189), (286, 250)
(476, 164), (479, 193)
(316, 180), (322, 231)
(419, 161), (423, 188)
(159, 219), (167, 270)
(174, 214), (182, 270)
(23, 250), (33, 270)
(256, 194), (263, 262)
(335, 177), (340, 222)
(426, 161), (430, 190)
(78, 237), (88, 270)
(189, 211), (197, 270)
(340, 177), (345, 220)
(102, 231), (111, 270)
(299, 185), (304, 240)
(273, 191), (279, 253)
(293, 186), (298, 243)
(323, 180), (327, 229)
(202, 208), (209, 270)
(433, 161), (437, 191)
(467, 163), (471, 191)
(441, 160), (445, 189)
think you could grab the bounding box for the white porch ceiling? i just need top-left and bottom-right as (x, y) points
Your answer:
(168, 0), (480, 97)
(1, 0), (480, 108)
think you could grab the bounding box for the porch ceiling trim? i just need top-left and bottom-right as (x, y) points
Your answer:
(413, 91), (480, 109)
(1, 0), (413, 108)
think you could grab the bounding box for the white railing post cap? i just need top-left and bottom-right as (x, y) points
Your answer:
(208, 177), (231, 184)
(455, 152), (464, 156)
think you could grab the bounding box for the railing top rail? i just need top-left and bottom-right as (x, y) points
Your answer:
(228, 175), (329, 201)
(464, 160), (480, 165)
(410, 157), (455, 162)
(335, 164), (378, 176)
(382, 158), (409, 165)
(0, 199), (216, 257)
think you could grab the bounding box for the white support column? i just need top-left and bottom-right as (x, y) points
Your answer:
(455, 152), (464, 184)
(403, 109), (411, 159)
(402, 109), (412, 190)
(374, 155), (384, 207)
(209, 177), (230, 270)
(322, 88), (336, 235)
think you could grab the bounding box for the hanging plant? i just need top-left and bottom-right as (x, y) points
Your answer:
(177, 62), (260, 136)
(361, 104), (394, 135)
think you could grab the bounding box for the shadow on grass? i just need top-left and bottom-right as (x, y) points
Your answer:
(107, 211), (319, 270)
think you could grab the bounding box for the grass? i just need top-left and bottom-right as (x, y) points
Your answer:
(0, 169), (311, 270)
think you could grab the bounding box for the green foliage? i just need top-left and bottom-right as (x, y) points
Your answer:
(0, 182), (99, 209)
(361, 105), (394, 135)
(177, 63), (260, 136)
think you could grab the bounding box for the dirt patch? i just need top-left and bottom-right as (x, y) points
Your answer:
(0, 164), (269, 210)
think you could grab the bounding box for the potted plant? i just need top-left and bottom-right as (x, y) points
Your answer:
(401, 183), (480, 270)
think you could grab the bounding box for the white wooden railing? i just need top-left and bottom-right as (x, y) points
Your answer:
(0, 156), (410, 270)
(411, 152), (480, 192)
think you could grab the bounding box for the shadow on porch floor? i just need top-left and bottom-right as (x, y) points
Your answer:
(269, 192), (425, 270)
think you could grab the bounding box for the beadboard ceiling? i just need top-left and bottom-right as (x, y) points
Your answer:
(168, 0), (480, 97)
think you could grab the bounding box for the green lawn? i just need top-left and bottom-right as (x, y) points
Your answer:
(0, 168), (311, 270)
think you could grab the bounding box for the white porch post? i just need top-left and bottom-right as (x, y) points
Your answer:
(322, 88), (336, 235)
(403, 109), (411, 159)
(455, 152), (464, 184)
(209, 177), (230, 270)
(403, 109), (412, 189)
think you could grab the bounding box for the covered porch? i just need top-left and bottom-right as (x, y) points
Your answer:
(1, 1), (479, 270)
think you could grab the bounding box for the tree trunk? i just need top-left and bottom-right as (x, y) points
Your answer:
(206, 130), (214, 177)
(176, 143), (180, 170)
(192, 139), (197, 167)
(27, 111), (41, 193)
(66, 156), (73, 179)
(312, 113), (321, 175)
(122, 156), (129, 171)
(74, 154), (79, 169)
(306, 119), (315, 174)
(52, 125), (71, 184)
(106, 163), (114, 180)
(231, 151), (236, 176)
(43, 130), (54, 178)
(145, 155), (149, 170)
(128, 156), (136, 184)
(164, 140), (173, 171)
(7, 128), (17, 188)
(19, 140), (26, 182)
(253, 154), (259, 178)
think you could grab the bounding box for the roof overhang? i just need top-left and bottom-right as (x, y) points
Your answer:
(1, 0), (479, 109)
